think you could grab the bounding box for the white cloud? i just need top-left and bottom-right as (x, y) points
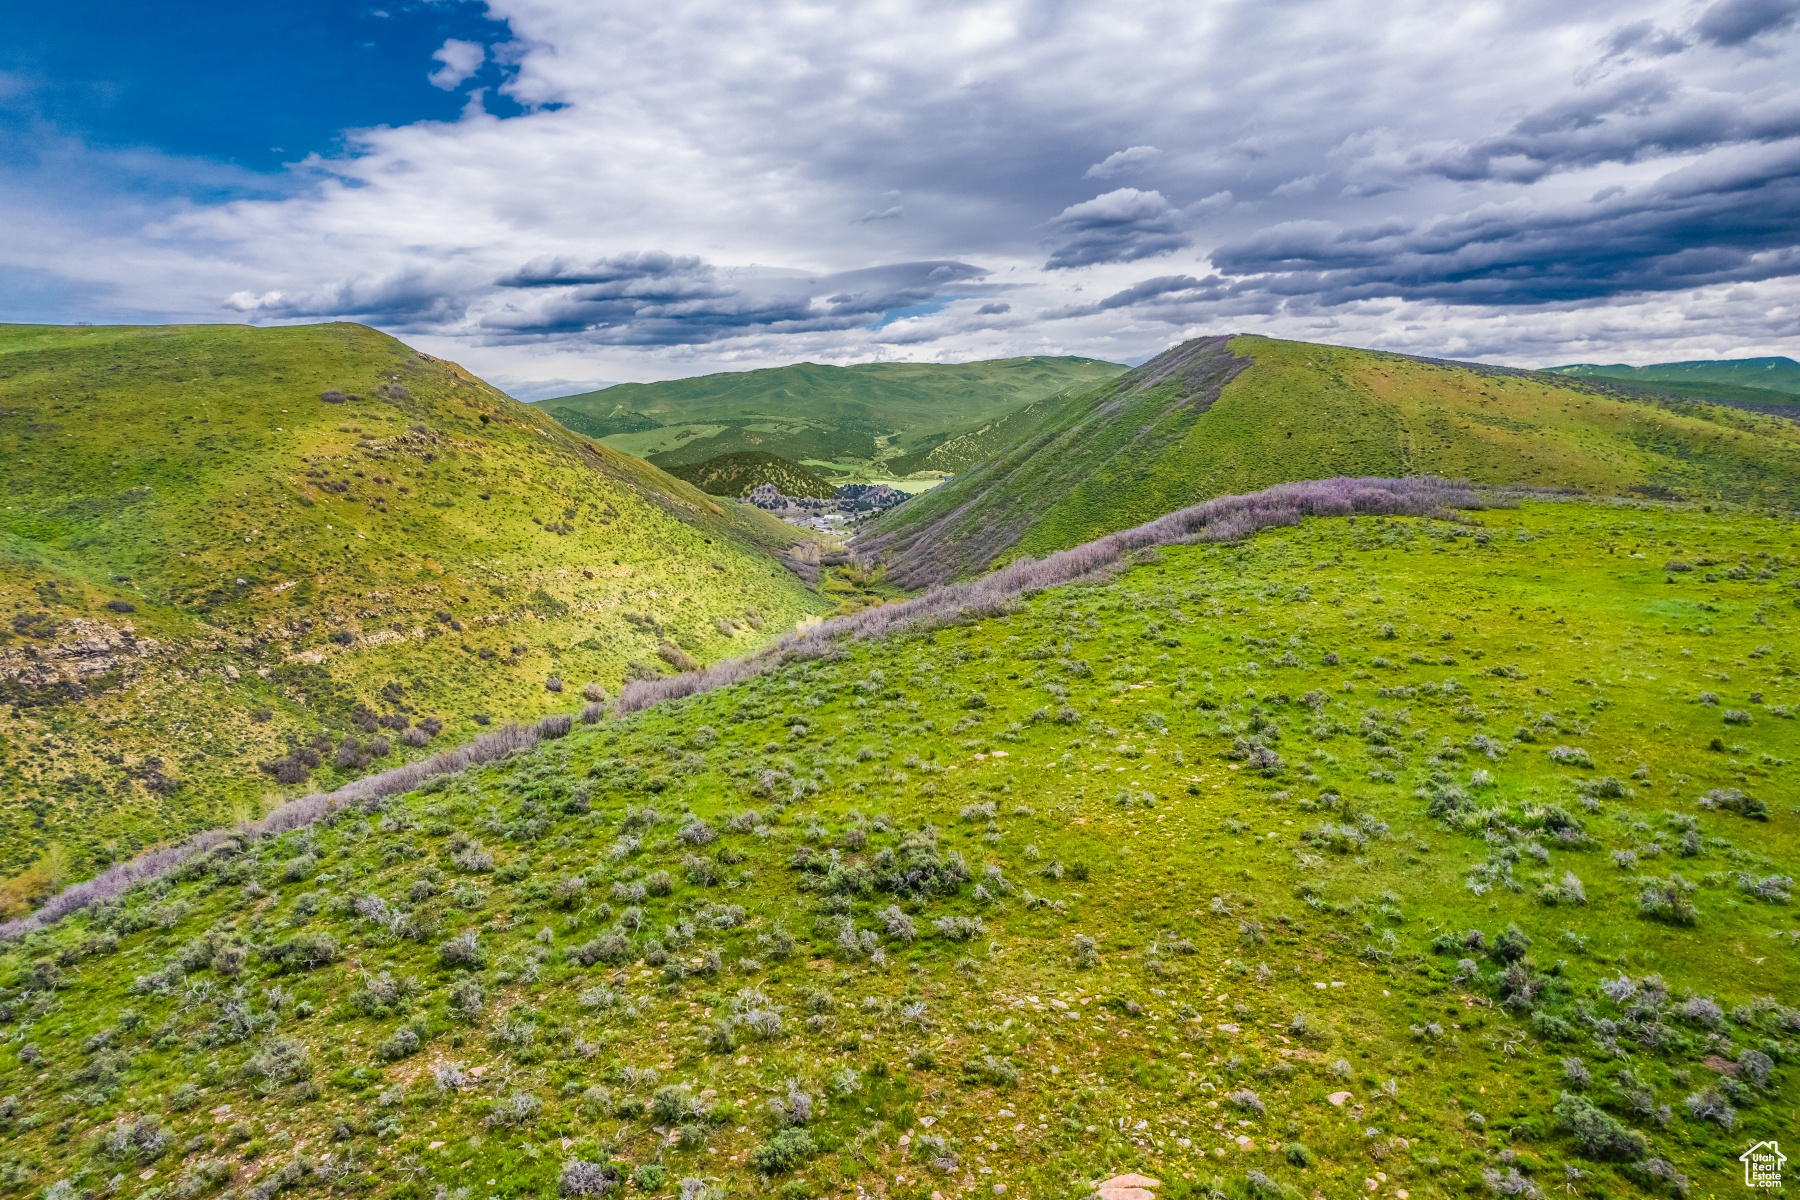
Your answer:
(428, 38), (485, 90)
(1085, 145), (1162, 179)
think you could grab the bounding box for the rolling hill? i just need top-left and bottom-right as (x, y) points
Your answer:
(0, 489), (1792, 1200)
(666, 452), (836, 499)
(0, 322), (826, 893)
(857, 334), (1800, 588)
(533, 357), (1126, 480)
(1545, 356), (1800, 404)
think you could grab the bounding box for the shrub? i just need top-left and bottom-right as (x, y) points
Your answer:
(1228, 1088), (1266, 1116)
(653, 1084), (693, 1124)
(486, 1091), (543, 1128)
(559, 1159), (622, 1197)
(1073, 934), (1099, 968)
(1538, 872), (1586, 906)
(99, 1116), (168, 1161)
(377, 1027), (421, 1061)
(1738, 1048), (1774, 1087)
(1683, 1086), (1736, 1129)
(748, 1128), (815, 1175)
(1481, 1167), (1542, 1199)
(546, 677), (564, 693)
(1638, 876), (1700, 925)
(438, 930), (485, 968)
(877, 905), (917, 942)
(262, 933), (338, 972)
(932, 915), (983, 941)
(1548, 746), (1593, 768)
(1700, 787), (1768, 819)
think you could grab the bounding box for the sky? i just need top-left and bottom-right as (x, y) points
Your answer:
(4, 0), (1799, 398)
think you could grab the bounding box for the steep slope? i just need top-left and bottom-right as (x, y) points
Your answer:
(0, 496), (1793, 1200)
(858, 334), (1800, 587)
(0, 323), (825, 889)
(667, 452), (835, 499)
(534, 357), (1126, 479)
(1547, 356), (1800, 402)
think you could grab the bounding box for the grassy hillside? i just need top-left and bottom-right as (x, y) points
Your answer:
(1546, 358), (1800, 402)
(534, 358), (1126, 481)
(0, 323), (826, 890)
(667, 454), (835, 500)
(859, 335), (1800, 587)
(0, 497), (1793, 1200)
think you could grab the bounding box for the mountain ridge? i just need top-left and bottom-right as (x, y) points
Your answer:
(857, 333), (1800, 587)
(533, 356), (1127, 479)
(0, 321), (825, 890)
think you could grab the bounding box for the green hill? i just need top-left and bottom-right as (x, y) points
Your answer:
(533, 357), (1127, 480)
(0, 322), (826, 892)
(859, 335), (1800, 587)
(667, 452), (836, 499)
(1546, 357), (1800, 403)
(0, 491), (1793, 1200)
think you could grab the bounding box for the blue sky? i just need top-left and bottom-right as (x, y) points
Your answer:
(3, 0), (1798, 397)
(2, 1), (516, 172)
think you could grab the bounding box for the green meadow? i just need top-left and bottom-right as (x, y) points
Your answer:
(0, 497), (1792, 1200)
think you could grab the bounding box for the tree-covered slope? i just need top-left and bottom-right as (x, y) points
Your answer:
(667, 453), (835, 500)
(534, 357), (1126, 479)
(1545, 357), (1800, 402)
(0, 497), (1793, 1200)
(0, 323), (825, 890)
(858, 335), (1800, 587)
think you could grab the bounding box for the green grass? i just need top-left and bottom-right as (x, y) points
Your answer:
(1546, 357), (1800, 401)
(667, 453), (836, 500)
(534, 357), (1126, 479)
(0, 323), (827, 885)
(864, 335), (1800, 586)
(0, 497), (1793, 1200)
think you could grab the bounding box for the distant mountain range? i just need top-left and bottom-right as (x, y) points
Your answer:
(532, 356), (1125, 480)
(1544, 356), (1800, 406)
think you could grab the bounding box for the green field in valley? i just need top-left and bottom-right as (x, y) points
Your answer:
(535, 358), (1126, 481)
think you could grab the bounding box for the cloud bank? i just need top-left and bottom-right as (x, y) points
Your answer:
(5, 0), (1799, 388)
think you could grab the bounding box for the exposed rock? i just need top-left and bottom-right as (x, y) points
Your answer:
(0, 619), (156, 691)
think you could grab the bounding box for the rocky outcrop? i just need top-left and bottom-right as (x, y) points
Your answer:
(0, 619), (157, 694)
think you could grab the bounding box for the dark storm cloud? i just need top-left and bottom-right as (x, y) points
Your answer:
(484, 257), (989, 345)
(1693, 0), (1800, 46)
(1410, 74), (1800, 183)
(1209, 142), (1800, 306)
(1601, 20), (1689, 60)
(226, 267), (469, 328)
